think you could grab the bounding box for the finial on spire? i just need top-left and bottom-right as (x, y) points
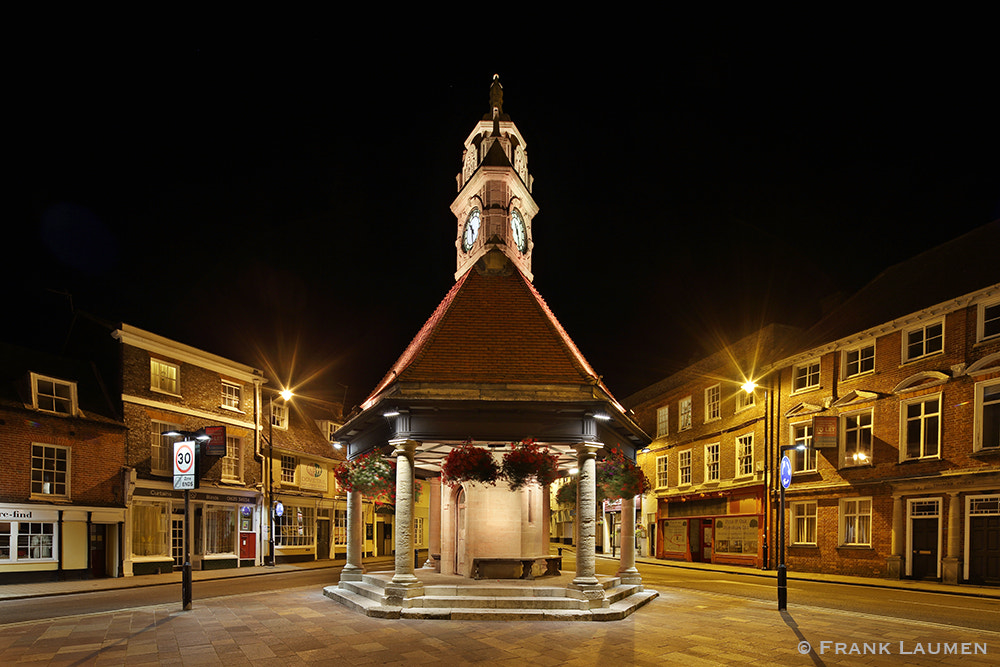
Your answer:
(489, 73), (503, 116)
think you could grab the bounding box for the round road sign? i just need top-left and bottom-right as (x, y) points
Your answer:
(780, 455), (792, 489)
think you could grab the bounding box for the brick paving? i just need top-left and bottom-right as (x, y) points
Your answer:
(2, 575), (998, 666)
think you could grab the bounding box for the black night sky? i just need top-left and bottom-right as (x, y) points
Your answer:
(13, 35), (1000, 413)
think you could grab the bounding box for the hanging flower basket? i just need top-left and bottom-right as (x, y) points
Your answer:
(596, 444), (650, 500)
(333, 450), (394, 498)
(441, 441), (500, 487)
(554, 476), (608, 506)
(501, 438), (559, 491)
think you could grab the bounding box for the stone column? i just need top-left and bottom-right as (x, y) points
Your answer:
(424, 477), (441, 570)
(617, 494), (642, 585)
(886, 494), (904, 579)
(570, 442), (605, 606)
(942, 492), (961, 585)
(339, 489), (364, 583)
(385, 439), (423, 603)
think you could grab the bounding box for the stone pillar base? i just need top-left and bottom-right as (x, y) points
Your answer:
(339, 564), (364, 583)
(617, 567), (642, 586)
(568, 580), (607, 608)
(942, 557), (961, 585)
(424, 553), (440, 571)
(885, 555), (904, 580)
(383, 580), (425, 606)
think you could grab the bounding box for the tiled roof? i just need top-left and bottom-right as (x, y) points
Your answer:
(363, 266), (609, 407)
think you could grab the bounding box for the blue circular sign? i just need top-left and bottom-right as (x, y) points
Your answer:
(780, 455), (792, 489)
(274, 501), (284, 518)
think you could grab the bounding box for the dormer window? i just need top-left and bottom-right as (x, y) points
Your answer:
(31, 373), (76, 416)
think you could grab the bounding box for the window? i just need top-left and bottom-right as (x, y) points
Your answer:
(414, 517), (426, 547)
(840, 498), (872, 546)
(656, 406), (669, 437)
(131, 502), (169, 557)
(656, 455), (669, 488)
(975, 379), (1000, 452)
(790, 423), (817, 473)
(844, 343), (875, 379)
(150, 359), (179, 394)
(150, 421), (181, 476)
(0, 522), (55, 561)
(222, 436), (241, 481)
(271, 402), (288, 430)
(842, 410), (873, 466)
(736, 434), (753, 477)
(281, 455), (297, 484)
(904, 321), (943, 362)
(705, 443), (720, 482)
(902, 395), (941, 460)
(791, 502), (817, 545)
(679, 396), (692, 431)
(737, 388), (755, 412)
(334, 509), (347, 546)
(275, 505), (314, 547)
(31, 444), (69, 498)
(793, 361), (820, 393)
(678, 450), (691, 485)
(221, 381), (241, 410)
(979, 300), (1000, 342)
(31, 373), (76, 415)
(203, 505), (236, 555)
(705, 384), (721, 422)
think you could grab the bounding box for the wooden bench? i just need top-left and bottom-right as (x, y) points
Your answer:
(471, 556), (562, 580)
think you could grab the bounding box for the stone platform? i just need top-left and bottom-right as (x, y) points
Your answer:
(323, 568), (658, 621)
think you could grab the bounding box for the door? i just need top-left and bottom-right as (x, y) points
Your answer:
(910, 517), (939, 579)
(89, 524), (107, 578)
(689, 519), (701, 561)
(702, 519), (714, 561)
(316, 519), (330, 560)
(969, 516), (1000, 584)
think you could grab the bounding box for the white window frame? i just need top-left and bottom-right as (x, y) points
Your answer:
(150, 358), (180, 395)
(841, 409), (873, 467)
(974, 378), (1000, 452)
(656, 406), (669, 437)
(790, 423), (817, 473)
(679, 396), (692, 431)
(281, 454), (297, 485)
(30, 373), (77, 416)
(978, 298), (1000, 343)
(222, 436), (242, 482)
(900, 393), (942, 461)
(704, 443), (720, 482)
(839, 497), (873, 546)
(656, 455), (669, 488)
(678, 450), (691, 486)
(334, 509), (347, 546)
(0, 521), (57, 562)
(271, 402), (289, 430)
(903, 320), (944, 363)
(705, 384), (721, 422)
(275, 504), (314, 547)
(221, 381), (242, 410)
(414, 516), (426, 547)
(791, 501), (817, 546)
(843, 342), (875, 379)
(736, 388), (756, 413)
(31, 443), (70, 499)
(792, 360), (820, 394)
(150, 420), (181, 476)
(736, 433), (754, 478)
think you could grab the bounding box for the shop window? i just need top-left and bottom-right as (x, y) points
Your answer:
(204, 505), (236, 555)
(1, 522), (57, 561)
(150, 358), (179, 394)
(131, 502), (170, 557)
(334, 509), (347, 546)
(840, 497), (872, 546)
(275, 505), (314, 547)
(31, 444), (69, 498)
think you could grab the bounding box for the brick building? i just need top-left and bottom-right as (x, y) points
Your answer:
(0, 342), (127, 582)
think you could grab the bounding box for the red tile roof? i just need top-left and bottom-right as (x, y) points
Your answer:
(363, 267), (610, 408)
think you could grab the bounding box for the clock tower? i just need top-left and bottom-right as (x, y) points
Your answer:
(452, 74), (538, 282)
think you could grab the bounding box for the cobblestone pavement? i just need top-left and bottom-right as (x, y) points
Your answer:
(2, 578), (997, 666)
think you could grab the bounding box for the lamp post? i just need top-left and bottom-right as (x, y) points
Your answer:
(164, 428), (211, 611)
(266, 389), (293, 567)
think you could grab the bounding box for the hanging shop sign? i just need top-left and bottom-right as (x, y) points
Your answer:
(812, 415), (838, 449)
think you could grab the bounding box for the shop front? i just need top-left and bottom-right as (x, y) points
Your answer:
(656, 487), (766, 568)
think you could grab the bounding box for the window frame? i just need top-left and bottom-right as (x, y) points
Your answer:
(150, 358), (180, 395)
(679, 396), (692, 432)
(903, 320), (944, 363)
(30, 373), (77, 416)
(736, 389), (756, 413)
(704, 384), (721, 422)
(678, 450), (691, 486)
(271, 402), (289, 430)
(842, 342), (875, 379)
(222, 436), (242, 482)
(150, 420), (181, 476)
(275, 504), (314, 547)
(221, 381), (242, 411)
(1, 521), (57, 562)
(280, 454), (297, 485)
(704, 442), (720, 482)
(656, 455), (669, 488)
(900, 393), (942, 461)
(792, 360), (820, 394)
(791, 501), (817, 546)
(978, 298), (1000, 343)
(655, 406), (669, 438)
(789, 422), (818, 473)
(974, 378), (1000, 452)
(839, 497), (873, 547)
(736, 433), (754, 478)
(30, 443), (70, 499)
(840, 409), (873, 467)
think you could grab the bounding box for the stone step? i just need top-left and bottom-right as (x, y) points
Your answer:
(338, 580), (385, 604)
(605, 584), (640, 604)
(414, 595), (585, 610)
(422, 585), (568, 598)
(322, 585), (401, 619)
(591, 590), (659, 622)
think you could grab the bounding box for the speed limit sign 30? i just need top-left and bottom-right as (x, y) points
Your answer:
(173, 440), (196, 490)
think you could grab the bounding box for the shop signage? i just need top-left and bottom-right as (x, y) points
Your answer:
(812, 415), (838, 449)
(205, 425), (227, 457)
(299, 462), (328, 491)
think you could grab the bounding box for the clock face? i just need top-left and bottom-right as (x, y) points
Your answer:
(462, 209), (480, 252)
(511, 208), (527, 253)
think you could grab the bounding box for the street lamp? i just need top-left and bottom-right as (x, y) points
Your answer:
(776, 441), (808, 612)
(266, 389), (293, 566)
(163, 429), (211, 611)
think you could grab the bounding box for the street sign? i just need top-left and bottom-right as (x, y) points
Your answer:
(779, 455), (792, 489)
(173, 440), (196, 490)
